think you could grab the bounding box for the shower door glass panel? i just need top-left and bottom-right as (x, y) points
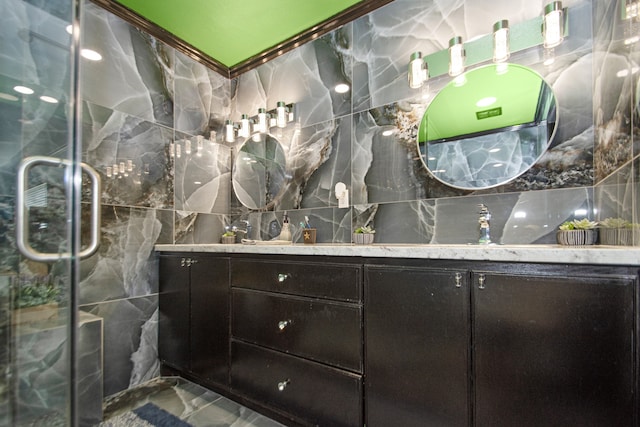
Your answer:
(0, 0), (81, 425)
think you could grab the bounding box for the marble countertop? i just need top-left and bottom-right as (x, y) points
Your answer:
(155, 243), (640, 266)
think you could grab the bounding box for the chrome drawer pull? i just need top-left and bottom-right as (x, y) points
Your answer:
(277, 273), (290, 283)
(278, 320), (292, 331)
(277, 379), (290, 391)
(478, 273), (486, 290)
(454, 272), (463, 288)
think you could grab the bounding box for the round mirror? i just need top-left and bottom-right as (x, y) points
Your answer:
(417, 63), (557, 190)
(232, 133), (287, 210)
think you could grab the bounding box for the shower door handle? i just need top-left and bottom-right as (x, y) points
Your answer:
(17, 156), (101, 261)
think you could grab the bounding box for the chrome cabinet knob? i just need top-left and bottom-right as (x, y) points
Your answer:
(278, 320), (292, 331)
(277, 379), (290, 391)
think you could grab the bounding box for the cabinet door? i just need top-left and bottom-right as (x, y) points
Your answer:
(365, 266), (470, 427)
(473, 272), (635, 427)
(190, 256), (229, 386)
(158, 255), (190, 371)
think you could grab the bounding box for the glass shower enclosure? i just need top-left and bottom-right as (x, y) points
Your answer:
(1, 0), (101, 425)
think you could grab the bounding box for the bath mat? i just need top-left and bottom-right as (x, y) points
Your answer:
(98, 402), (193, 427)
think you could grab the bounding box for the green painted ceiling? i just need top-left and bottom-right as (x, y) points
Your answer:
(114, 0), (364, 68)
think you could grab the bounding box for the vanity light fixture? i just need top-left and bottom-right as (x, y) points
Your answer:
(276, 101), (288, 128)
(257, 108), (268, 133)
(542, 1), (564, 48)
(239, 114), (251, 138)
(492, 20), (510, 63)
(448, 37), (465, 77)
(408, 51), (429, 88)
(224, 119), (236, 143)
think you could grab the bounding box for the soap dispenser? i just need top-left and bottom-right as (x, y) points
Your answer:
(278, 212), (292, 241)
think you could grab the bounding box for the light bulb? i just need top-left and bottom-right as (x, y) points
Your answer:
(276, 101), (287, 128)
(543, 2), (564, 48)
(448, 37), (465, 77)
(257, 108), (268, 133)
(493, 20), (510, 63)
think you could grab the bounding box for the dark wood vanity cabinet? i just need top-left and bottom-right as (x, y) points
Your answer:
(365, 263), (638, 427)
(230, 257), (363, 427)
(158, 253), (230, 388)
(157, 252), (638, 427)
(365, 266), (470, 427)
(472, 270), (636, 427)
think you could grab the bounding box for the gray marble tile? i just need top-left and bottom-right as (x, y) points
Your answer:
(233, 26), (352, 129)
(80, 206), (168, 304)
(103, 377), (285, 427)
(81, 295), (158, 398)
(81, 3), (174, 127)
(174, 133), (231, 214)
(175, 211), (229, 244)
(174, 50), (230, 135)
(10, 311), (102, 427)
(82, 101), (174, 209)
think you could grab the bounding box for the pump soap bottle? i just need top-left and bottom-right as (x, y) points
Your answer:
(278, 212), (292, 241)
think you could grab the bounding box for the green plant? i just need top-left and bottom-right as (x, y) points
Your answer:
(222, 230), (236, 238)
(13, 275), (61, 309)
(599, 217), (630, 229)
(354, 225), (375, 234)
(558, 219), (597, 231)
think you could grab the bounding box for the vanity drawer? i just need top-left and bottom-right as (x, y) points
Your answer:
(232, 289), (362, 372)
(231, 341), (362, 427)
(231, 259), (361, 302)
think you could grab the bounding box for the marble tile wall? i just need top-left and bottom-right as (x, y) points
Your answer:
(231, 0), (627, 245)
(78, 1), (231, 399)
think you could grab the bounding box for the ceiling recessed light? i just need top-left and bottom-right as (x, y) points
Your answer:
(335, 83), (350, 93)
(81, 48), (102, 61)
(476, 97), (497, 108)
(14, 85), (34, 95)
(40, 95), (59, 104)
(382, 129), (394, 136)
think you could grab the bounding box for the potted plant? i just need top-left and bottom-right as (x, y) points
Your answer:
(221, 230), (236, 244)
(556, 219), (598, 246)
(12, 274), (61, 324)
(353, 225), (375, 245)
(599, 218), (640, 246)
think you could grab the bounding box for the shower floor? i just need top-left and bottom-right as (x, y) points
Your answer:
(101, 376), (285, 427)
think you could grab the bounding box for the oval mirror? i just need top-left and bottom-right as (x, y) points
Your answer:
(417, 63), (557, 190)
(232, 133), (287, 210)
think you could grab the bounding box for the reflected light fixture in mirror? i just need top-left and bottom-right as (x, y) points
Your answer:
(543, 1), (564, 48)
(276, 101), (287, 128)
(448, 37), (465, 77)
(257, 108), (268, 133)
(625, 0), (639, 19)
(408, 51), (429, 88)
(225, 119), (236, 143)
(239, 114), (251, 138)
(493, 20), (510, 63)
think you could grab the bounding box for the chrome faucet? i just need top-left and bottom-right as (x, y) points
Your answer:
(230, 220), (252, 239)
(478, 204), (491, 244)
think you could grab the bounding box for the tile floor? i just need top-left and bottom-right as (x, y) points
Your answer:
(100, 376), (285, 427)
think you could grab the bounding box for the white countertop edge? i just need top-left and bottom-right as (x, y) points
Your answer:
(155, 244), (640, 266)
